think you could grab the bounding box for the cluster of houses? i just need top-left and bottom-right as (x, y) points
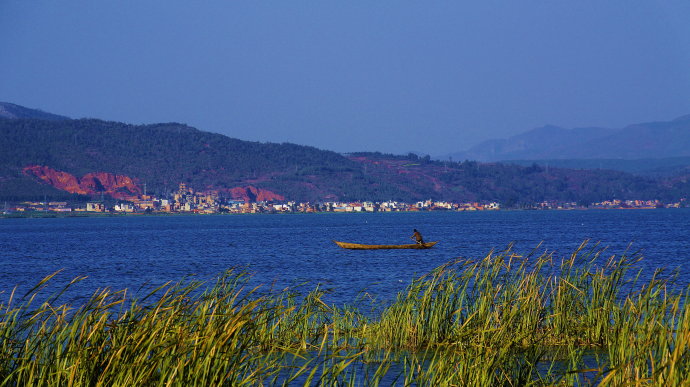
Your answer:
(7, 198), (501, 214)
(2, 183), (686, 215)
(592, 199), (684, 209)
(534, 199), (684, 210)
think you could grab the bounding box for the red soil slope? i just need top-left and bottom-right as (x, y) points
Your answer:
(23, 165), (142, 200)
(225, 186), (285, 202)
(23, 165), (285, 203)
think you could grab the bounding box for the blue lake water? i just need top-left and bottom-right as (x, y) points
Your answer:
(1, 209), (689, 306)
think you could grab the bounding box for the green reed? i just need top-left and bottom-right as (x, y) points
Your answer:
(1, 241), (689, 385)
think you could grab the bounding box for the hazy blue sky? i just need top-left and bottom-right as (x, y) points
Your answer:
(2, 1), (690, 155)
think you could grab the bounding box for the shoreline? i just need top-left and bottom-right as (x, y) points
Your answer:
(1, 206), (685, 219)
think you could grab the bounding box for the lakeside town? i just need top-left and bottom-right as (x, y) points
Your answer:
(2, 183), (687, 216)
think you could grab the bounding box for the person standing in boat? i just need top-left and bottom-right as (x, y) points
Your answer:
(410, 229), (424, 245)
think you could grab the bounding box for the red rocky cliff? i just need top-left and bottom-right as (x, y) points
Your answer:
(226, 186), (284, 202)
(23, 166), (284, 202)
(23, 166), (142, 200)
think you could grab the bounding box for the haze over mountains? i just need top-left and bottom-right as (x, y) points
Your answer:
(443, 115), (690, 160)
(1, 102), (689, 204)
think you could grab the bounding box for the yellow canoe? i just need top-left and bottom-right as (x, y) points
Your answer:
(333, 240), (438, 250)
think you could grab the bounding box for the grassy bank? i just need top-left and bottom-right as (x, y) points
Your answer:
(1, 242), (689, 385)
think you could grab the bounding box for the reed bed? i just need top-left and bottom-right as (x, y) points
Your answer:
(1, 241), (689, 386)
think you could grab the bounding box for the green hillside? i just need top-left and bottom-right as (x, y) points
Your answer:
(0, 118), (361, 200)
(1, 117), (689, 204)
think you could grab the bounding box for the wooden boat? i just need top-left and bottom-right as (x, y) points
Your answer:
(333, 240), (438, 250)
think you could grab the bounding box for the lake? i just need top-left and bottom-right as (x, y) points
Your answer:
(1, 209), (689, 306)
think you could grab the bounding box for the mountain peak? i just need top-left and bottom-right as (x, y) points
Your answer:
(672, 114), (690, 122)
(0, 102), (70, 121)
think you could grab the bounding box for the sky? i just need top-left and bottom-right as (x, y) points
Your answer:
(2, 1), (690, 156)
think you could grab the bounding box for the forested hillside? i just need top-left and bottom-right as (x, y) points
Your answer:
(1, 117), (689, 203)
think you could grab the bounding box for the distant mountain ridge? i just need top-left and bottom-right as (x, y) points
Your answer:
(444, 115), (690, 162)
(1, 103), (689, 204)
(0, 102), (70, 121)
